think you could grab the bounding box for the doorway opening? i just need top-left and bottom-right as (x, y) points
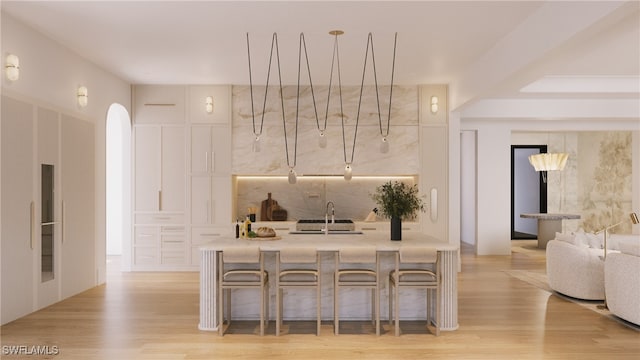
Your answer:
(511, 145), (547, 239)
(106, 104), (132, 271)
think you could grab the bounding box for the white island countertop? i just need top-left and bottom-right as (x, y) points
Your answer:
(200, 230), (458, 252)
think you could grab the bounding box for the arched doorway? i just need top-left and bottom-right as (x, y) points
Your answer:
(106, 104), (132, 271)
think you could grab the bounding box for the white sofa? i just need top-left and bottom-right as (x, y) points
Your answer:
(546, 235), (605, 300)
(605, 237), (640, 325)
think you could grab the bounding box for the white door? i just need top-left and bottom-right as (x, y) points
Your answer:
(61, 116), (95, 298)
(37, 107), (61, 309)
(191, 176), (211, 224)
(211, 126), (231, 175)
(160, 126), (185, 212)
(1, 97), (36, 325)
(134, 126), (160, 211)
(191, 126), (212, 174)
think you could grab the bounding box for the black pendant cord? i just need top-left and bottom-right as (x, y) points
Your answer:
(297, 33), (322, 133)
(246, 33), (279, 138)
(345, 33), (381, 165)
(371, 32), (397, 138)
(322, 33), (344, 134)
(273, 34), (297, 169)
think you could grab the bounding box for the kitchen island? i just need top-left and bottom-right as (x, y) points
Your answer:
(199, 231), (459, 332)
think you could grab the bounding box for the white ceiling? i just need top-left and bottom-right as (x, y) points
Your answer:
(2, 1), (639, 110)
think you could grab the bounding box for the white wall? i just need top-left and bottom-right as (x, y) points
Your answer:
(475, 124), (512, 255)
(1, 12), (131, 286)
(461, 116), (640, 255)
(460, 130), (476, 246)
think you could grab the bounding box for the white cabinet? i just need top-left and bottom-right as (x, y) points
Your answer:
(190, 125), (231, 175)
(133, 85), (186, 124)
(134, 226), (158, 266)
(190, 125), (232, 226)
(1, 96), (96, 325)
(1, 97), (35, 325)
(134, 125), (186, 212)
(133, 223), (187, 270)
(61, 115), (95, 299)
(131, 85), (233, 271)
(36, 107), (61, 309)
(191, 176), (232, 225)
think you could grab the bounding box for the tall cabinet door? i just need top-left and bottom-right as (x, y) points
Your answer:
(134, 126), (160, 211)
(134, 125), (185, 212)
(191, 126), (212, 175)
(1, 97), (35, 325)
(61, 115), (95, 298)
(37, 107), (61, 309)
(160, 126), (185, 212)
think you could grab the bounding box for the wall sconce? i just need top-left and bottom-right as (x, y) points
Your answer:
(205, 96), (214, 113)
(430, 96), (438, 114)
(77, 86), (88, 107)
(528, 152), (568, 182)
(5, 54), (20, 81)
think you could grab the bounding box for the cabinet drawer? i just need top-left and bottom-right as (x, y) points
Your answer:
(135, 213), (185, 224)
(134, 227), (158, 246)
(134, 247), (158, 265)
(161, 250), (187, 265)
(160, 225), (185, 233)
(161, 234), (185, 249)
(192, 226), (230, 245)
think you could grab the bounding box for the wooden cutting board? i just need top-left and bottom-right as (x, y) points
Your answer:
(260, 193), (277, 221)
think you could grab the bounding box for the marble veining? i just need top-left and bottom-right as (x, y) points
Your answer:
(232, 85), (419, 175)
(235, 176), (416, 221)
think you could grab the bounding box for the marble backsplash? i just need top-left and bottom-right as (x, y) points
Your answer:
(231, 85), (419, 176)
(235, 176), (417, 221)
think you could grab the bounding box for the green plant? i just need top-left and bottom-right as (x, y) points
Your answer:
(370, 181), (425, 220)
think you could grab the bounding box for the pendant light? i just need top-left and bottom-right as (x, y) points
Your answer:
(375, 33), (397, 154)
(246, 33), (275, 153)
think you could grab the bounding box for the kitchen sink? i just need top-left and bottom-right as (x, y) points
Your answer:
(296, 219), (355, 232)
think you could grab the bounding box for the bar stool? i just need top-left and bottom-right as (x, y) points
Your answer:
(388, 246), (440, 336)
(275, 247), (321, 336)
(218, 247), (269, 336)
(334, 247), (380, 335)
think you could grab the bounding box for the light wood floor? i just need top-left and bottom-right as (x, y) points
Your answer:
(1, 241), (639, 360)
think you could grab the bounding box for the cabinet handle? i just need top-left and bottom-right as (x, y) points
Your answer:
(61, 201), (66, 244)
(153, 216), (171, 221)
(162, 227), (184, 232)
(205, 152), (209, 172)
(158, 190), (162, 211)
(138, 234), (154, 238)
(30, 201), (35, 250)
(361, 227), (377, 231)
(211, 151), (215, 173)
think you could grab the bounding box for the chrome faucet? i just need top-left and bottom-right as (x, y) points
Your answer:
(326, 201), (335, 223)
(324, 201), (335, 234)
